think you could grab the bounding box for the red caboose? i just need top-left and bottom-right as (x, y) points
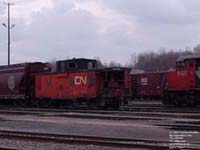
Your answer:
(97, 67), (131, 107)
(35, 71), (98, 100)
(163, 55), (200, 106)
(35, 58), (131, 109)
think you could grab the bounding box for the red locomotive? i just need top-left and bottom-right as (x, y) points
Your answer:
(163, 55), (200, 106)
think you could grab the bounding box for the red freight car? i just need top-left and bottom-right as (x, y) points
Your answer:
(0, 63), (50, 104)
(131, 72), (165, 100)
(35, 67), (131, 109)
(35, 71), (98, 100)
(98, 68), (131, 104)
(163, 55), (200, 106)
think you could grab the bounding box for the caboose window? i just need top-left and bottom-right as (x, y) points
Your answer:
(177, 61), (186, 69)
(92, 62), (96, 68)
(181, 61), (186, 68)
(114, 71), (124, 80)
(189, 62), (194, 67)
(176, 62), (181, 68)
(196, 59), (200, 69)
(60, 63), (65, 72)
(68, 63), (76, 69)
(88, 62), (96, 69)
(88, 62), (93, 69)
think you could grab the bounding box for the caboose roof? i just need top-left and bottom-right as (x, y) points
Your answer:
(57, 58), (97, 63)
(97, 67), (131, 72)
(0, 62), (45, 69)
(176, 55), (200, 62)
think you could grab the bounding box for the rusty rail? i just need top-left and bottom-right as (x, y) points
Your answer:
(0, 130), (171, 149)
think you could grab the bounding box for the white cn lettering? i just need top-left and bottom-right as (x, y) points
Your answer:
(74, 76), (87, 85)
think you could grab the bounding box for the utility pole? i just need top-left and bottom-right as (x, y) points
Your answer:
(2, 2), (15, 66)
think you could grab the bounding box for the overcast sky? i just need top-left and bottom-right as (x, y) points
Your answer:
(1, 0), (200, 65)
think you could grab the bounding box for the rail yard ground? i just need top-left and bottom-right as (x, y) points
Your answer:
(0, 101), (199, 150)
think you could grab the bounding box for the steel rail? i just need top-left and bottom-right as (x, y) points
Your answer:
(2, 105), (200, 114)
(0, 107), (200, 117)
(0, 130), (171, 149)
(1, 103), (200, 115)
(0, 109), (199, 123)
(0, 130), (199, 149)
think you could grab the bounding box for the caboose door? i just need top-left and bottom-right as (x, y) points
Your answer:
(195, 59), (200, 88)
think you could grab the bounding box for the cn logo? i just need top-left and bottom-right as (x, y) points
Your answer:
(74, 76), (87, 85)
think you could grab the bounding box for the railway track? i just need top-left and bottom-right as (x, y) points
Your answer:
(0, 108), (200, 131)
(125, 107), (200, 113)
(1, 102), (200, 114)
(2, 102), (200, 113)
(0, 110), (200, 121)
(0, 108), (200, 119)
(0, 107), (200, 120)
(0, 130), (188, 149)
(0, 105), (199, 149)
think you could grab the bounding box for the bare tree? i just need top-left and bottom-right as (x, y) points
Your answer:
(194, 44), (200, 54)
(132, 49), (193, 72)
(109, 61), (122, 67)
(48, 58), (57, 72)
(94, 57), (105, 68)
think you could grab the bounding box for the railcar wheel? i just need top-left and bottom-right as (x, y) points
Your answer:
(173, 97), (183, 107)
(162, 98), (170, 105)
(30, 99), (40, 107)
(162, 91), (169, 105)
(174, 94), (187, 107)
(111, 99), (123, 110)
(186, 92), (197, 107)
(97, 99), (106, 109)
(162, 92), (173, 106)
(88, 100), (98, 110)
(186, 97), (195, 107)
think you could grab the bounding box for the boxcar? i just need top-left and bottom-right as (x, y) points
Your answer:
(131, 72), (165, 100)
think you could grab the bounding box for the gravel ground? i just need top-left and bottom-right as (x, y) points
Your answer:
(0, 114), (169, 141)
(0, 113), (198, 149)
(0, 138), (149, 150)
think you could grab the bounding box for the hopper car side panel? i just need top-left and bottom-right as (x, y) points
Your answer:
(0, 63), (51, 99)
(0, 68), (26, 99)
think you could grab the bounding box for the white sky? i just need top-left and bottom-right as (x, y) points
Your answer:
(1, 0), (200, 65)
